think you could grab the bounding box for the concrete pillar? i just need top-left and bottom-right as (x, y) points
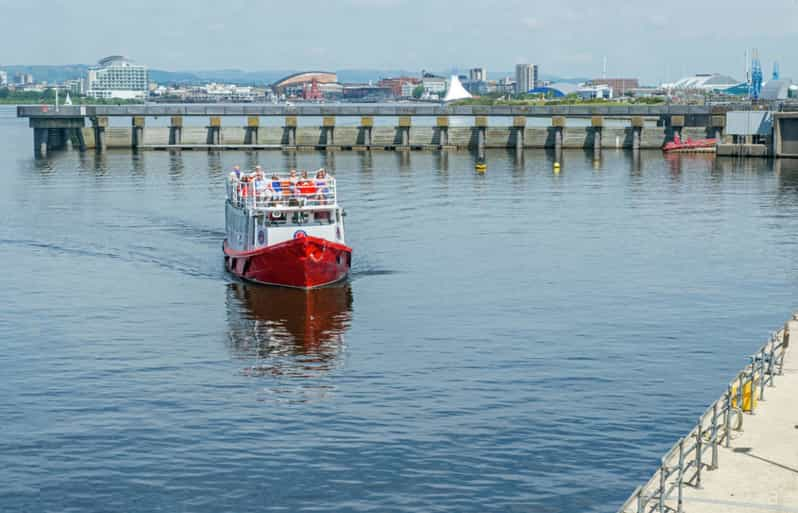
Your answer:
(132, 116), (145, 148)
(711, 115), (725, 141)
(552, 116), (565, 153)
(398, 116), (411, 148)
(92, 116), (108, 152)
(631, 116), (644, 152)
(361, 116), (373, 147)
(63, 128), (73, 150)
(323, 116), (335, 148)
(34, 127), (48, 157)
(75, 127), (87, 151)
(592, 116), (603, 159)
(513, 116), (526, 153)
(207, 116), (222, 146)
(671, 115), (685, 140)
(437, 116), (449, 148)
(169, 116), (183, 146)
(285, 116), (297, 147)
(475, 116), (487, 152)
(245, 116), (259, 144)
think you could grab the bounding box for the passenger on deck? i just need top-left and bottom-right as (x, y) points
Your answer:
(314, 169), (331, 204)
(297, 170), (317, 199)
(253, 167), (269, 200)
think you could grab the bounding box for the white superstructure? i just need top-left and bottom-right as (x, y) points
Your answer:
(225, 170), (345, 252)
(86, 56), (148, 100)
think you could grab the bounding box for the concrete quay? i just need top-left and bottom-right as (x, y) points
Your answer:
(617, 316), (796, 513)
(679, 343), (797, 513)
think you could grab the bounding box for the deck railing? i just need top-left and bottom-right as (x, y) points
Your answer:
(616, 325), (790, 513)
(226, 176), (337, 211)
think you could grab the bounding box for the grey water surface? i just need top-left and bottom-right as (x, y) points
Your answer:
(2, 105), (797, 513)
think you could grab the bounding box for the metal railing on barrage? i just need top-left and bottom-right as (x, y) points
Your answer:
(226, 177), (338, 211)
(616, 325), (790, 513)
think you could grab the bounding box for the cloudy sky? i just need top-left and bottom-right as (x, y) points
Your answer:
(1, 0), (796, 83)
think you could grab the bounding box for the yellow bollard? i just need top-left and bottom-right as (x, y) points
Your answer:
(731, 379), (759, 412)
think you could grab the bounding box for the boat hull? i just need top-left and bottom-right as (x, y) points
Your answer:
(224, 236), (351, 289)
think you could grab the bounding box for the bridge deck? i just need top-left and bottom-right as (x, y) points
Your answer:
(16, 103), (721, 118)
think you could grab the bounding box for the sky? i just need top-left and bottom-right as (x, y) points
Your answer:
(1, 0), (797, 84)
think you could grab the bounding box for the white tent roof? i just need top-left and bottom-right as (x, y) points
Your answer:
(443, 75), (472, 102)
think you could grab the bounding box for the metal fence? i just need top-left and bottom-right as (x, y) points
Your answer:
(616, 327), (789, 513)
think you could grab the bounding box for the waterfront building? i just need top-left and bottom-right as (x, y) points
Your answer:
(86, 56), (148, 99)
(469, 67), (487, 82)
(63, 79), (84, 96)
(0, 70), (7, 86)
(515, 64), (539, 94)
(421, 73), (447, 96)
(590, 78), (639, 96)
(662, 73), (739, 92)
(576, 84), (613, 99)
(272, 71), (338, 97)
(497, 76), (516, 95)
(15, 72), (33, 86)
(342, 84), (392, 102)
(400, 81), (417, 98)
(377, 77), (420, 98)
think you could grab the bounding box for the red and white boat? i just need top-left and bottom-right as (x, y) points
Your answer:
(662, 133), (717, 153)
(223, 169), (351, 289)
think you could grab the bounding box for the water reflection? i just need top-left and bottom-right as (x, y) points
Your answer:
(225, 282), (353, 378)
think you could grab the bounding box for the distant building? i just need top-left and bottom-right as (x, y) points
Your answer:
(577, 84), (613, 99)
(86, 56), (148, 99)
(15, 72), (33, 85)
(378, 77), (420, 98)
(528, 83), (578, 98)
(400, 81), (418, 98)
(590, 78), (638, 96)
(662, 73), (739, 92)
(64, 79), (84, 96)
(515, 64), (538, 94)
(272, 71), (337, 97)
(497, 76), (516, 95)
(760, 79), (794, 101)
(421, 73), (447, 97)
(342, 84), (392, 102)
(0, 70), (7, 86)
(469, 67), (487, 82)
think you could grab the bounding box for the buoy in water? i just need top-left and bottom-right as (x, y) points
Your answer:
(553, 162), (561, 172)
(475, 163), (487, 172)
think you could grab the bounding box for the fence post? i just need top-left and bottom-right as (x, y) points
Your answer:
(711, 402), (719, 469)
(738, 373), (744, 412)
(725, 387), (732, 448)
(695, 418), (703, 488)
(769, 337), (776, 387)
(759, 347), (766, 400)
(636, 486), (644, 513)
(659, 459), (667, 513)
(677, 438), (685, 513)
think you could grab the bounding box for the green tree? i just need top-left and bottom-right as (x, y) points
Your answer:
(412, 85), (424, 99)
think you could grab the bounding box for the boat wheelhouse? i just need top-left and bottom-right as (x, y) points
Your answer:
(223, 170), (351, 289)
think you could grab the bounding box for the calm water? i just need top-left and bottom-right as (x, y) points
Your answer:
(2, 105), (797, 513)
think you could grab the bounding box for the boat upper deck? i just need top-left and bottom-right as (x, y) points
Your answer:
(226, 169), (338, 212)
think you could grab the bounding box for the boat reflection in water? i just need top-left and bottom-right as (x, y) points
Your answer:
(225, 282), (353, 379)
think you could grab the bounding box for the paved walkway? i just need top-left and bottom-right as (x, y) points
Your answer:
(680, 344), (798, 513)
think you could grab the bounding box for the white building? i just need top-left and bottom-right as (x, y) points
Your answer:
(86, 56), (148, 99)
(515, 64), (539, 94)
(422, 73), (447, 96)
(0, 71), (7, 86)
(577, 84), (613, 100)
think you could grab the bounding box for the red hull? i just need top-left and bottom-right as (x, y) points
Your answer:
(224, 236), (351, 289)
